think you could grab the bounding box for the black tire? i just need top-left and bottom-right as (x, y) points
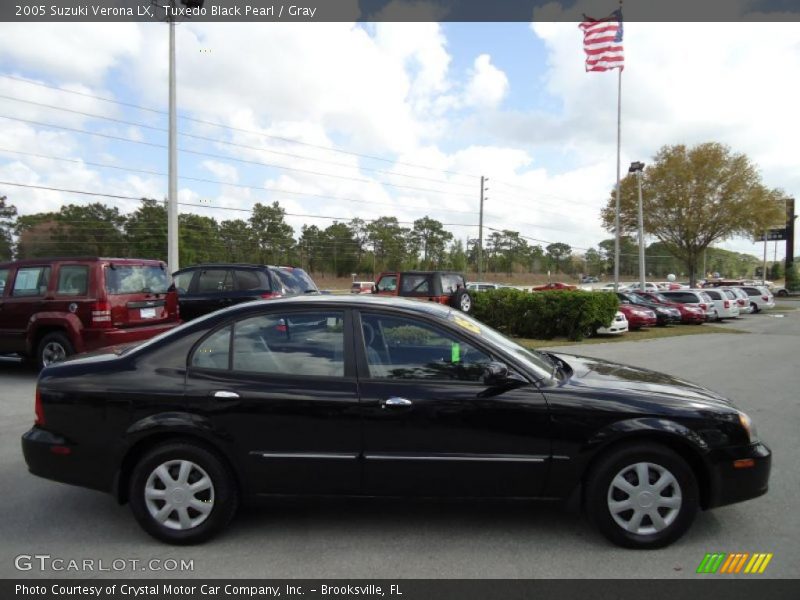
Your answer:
(777, 289), (788, 297)
(750, 302), (759, 314)
(450, 289), (473, 313)
(585, 442), (698, 549)
(36, 331), (74, 370)
(129, 441), (239, 545)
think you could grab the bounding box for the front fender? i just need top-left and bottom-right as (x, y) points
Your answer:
(585, 417), (710, 454)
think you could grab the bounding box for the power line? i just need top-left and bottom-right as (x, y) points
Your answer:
(0, 73), (478, 179)
(0, 94), (475, 189)
(0, 148), (479, 216)
(0, 181), (478, 228)
(0, 115), (476, 198)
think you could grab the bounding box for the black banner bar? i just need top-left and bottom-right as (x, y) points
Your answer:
(2, 0), (800, 23)
(4, 580), (800, 600)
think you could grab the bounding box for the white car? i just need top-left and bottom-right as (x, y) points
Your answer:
(701, 288), (740, 320)
(467, 282), (509, 291)
(626, 282), (662, 293)
(595, 282), (630, 292)
(596, 311), (629, 335)
(722, 286), (752, 314)
(736, 285), (775, 313)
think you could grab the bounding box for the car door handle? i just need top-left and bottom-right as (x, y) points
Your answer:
(213, 390), (240, 399)
(382, 397), (412, 409)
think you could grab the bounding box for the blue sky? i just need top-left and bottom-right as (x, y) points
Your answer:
(0, 18), (798, 266)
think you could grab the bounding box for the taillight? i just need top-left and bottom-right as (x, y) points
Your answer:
(260, 292), (282, 299)
(35, 387), (44, 426)
(762, 295), (768, 301)
(724, 300), (730, 308)
(91, 301), (112, 327)
(699, 303), (707, 310)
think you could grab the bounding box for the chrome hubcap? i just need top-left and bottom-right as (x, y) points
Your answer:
(42, 342), (67, 366)
(144, 460), (215, 530)
(607, 462), (682, 535)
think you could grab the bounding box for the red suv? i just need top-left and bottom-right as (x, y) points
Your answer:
(374, 271), (473, 312)
(0, 257), (180, 368)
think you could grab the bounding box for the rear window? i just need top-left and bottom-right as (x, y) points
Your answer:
(234, 269), (269, 291)
(197, 269), (233, 293)
(441, 274), (464, 293)
(105, 265), (169, 295)
(663, 292), (697, 303)
(270, 268), (318, 294)
(742, 287), (759, 295)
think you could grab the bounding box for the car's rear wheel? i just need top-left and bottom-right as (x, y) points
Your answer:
(750, 302), (759, 313)
(451, 289), (473, 313)
(129, 442), (238, 545)
(37, 332), (74, 370)
(585, 442), (698, 549)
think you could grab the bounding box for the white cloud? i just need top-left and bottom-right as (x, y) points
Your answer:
(464, 54), (509, 109)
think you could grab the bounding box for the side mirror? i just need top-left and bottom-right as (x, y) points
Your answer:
(483, 361), (509, 386)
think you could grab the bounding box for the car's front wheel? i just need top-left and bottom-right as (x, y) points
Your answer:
(129, 442), (238, 544)
(585, 442), (698, 549)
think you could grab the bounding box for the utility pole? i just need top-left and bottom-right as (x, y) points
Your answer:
(762, 230), (768, 285)
(478, 176), (488, 280)
(167, 14), (178, 273)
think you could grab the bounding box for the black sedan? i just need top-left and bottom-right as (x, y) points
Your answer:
(617, 292), (682, 326)
(22, 296), (770, 548)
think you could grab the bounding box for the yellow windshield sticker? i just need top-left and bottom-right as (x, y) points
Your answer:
(452, 315), (481, 334)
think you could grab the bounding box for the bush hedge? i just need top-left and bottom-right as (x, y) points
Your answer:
(470, 288), (619, 341)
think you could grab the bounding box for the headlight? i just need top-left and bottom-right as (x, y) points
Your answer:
(738, 411), (758, 444)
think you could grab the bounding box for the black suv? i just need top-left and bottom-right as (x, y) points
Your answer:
(171, 264), (319, 321)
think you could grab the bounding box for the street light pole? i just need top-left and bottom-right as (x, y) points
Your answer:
(629, 161), (646, 290)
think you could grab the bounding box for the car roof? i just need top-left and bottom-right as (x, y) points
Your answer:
(207, 293), (459, 316)
(0, 257), (165, 267)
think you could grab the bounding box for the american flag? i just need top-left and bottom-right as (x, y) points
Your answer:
(579, 9), (624, 72)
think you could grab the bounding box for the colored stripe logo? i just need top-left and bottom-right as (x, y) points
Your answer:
(697, 553), (773, 574)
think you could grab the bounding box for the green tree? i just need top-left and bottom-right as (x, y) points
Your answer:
(322, 221), (359, 277)
(180, 213), (221, 265)
(410, 216), (453, 268)
(366, 217), (408, 271)
(446, 239), (468, 272)
(584, 248), (607, 276)
(125, 199), (167, 261)
(545, 242), (572, 274)
(0, 196), (17, 260)
(218, 219), (256, 263)
(601, 142), (785, 286)
(249, 202), (295, 265)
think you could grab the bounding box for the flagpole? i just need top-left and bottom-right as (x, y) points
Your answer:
(613, 66), (622, 291)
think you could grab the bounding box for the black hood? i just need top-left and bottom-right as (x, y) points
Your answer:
(549, 352), (737, 412)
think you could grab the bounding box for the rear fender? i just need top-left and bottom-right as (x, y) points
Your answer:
(27, 313), (84, 354)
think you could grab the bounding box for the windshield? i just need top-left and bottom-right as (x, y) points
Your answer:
(442, 309), (554, 380)
(271, 268), (318, 294)
(105, 265), (169, 295)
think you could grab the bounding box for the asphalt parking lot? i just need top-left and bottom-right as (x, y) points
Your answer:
(0, 303), (797, 579)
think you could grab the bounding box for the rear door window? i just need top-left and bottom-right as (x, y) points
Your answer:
(705, 290), (721, 300)
(197, 269), (233, 293)
(12, 266), (51, 297)
(400, 274), (432, 295)
(56, 265), (89, 296)
(231, 311), (345, 377)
